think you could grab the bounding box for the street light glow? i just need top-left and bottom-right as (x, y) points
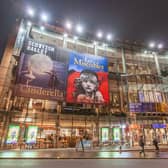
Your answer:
(158, 43), (163, 49)
(27, 7), (35, 17)
(65, 21), (72, 30)
(63, 33), (68, 38)
(149, 42), (155, 48)
(107, 34), (112, 41)
(40, 26), (45, 31)
(97, 31), (103, 38)
(144, 50), (148, 54)
(19, 27), (24, 33)
(76, 24), (83, 33)
(27, 21), (32, 26)
(74, 36), (78, 40)
(93, 41), (97, 45)
(102, 43), (107, 48)
(41, 13), (48, 22)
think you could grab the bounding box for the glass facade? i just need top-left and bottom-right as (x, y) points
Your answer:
(0, 20), (168, 149)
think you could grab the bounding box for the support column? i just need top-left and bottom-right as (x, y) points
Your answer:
(94, 43), (98, 56)
(63, 36), (67, 48)
(153, 52), (161, 76)
(95, 106), (100, 146)
(56, 102), (61, 148)
(121, 47), (127, 74)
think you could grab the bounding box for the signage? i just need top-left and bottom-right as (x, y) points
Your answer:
(26, 126), (38, 144)
(6, 125), (20, 144)
(113, 128), (120, 141)
(101, 128), (109, 142)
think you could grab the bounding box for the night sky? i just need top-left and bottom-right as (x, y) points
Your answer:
(1, 0), (168, 58)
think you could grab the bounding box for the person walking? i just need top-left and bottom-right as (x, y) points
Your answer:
(153, 137), (159, 153)
(80, 136), (84, 152)
(139, 135), (145, 156)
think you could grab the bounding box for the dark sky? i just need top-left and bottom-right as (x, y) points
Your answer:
(1, 0), (168, 57)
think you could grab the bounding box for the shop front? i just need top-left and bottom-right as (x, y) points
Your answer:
(144, 124), (168, 145)
(100, 124), (128, 145)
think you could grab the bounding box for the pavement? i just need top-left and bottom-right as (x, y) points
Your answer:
(0, 145), (168, 159)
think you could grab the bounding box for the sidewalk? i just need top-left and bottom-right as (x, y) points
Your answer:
(0, 145), (168, 159)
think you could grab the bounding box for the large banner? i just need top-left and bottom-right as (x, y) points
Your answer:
(14, 38), (69, 100)
(66, 52), (109, 104)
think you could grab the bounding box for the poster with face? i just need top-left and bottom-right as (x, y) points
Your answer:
(26, 126), (38, 144)
(14, 38), (69, 100)
(6, 125), (20, 144)
(66, 52), (109, 104)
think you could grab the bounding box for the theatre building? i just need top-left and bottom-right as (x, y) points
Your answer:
(0, 20), (168, 149)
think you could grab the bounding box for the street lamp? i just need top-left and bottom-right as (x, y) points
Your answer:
(74, 36), (78, 41)
(40, 26), (45, 31)
(27, 21), (32, 26)
(63, 33), (68, 38)
(102, 43), (107, 48)
(41, 13), (48, 22)
(158, 43), (163, 49)
(76, 24), (83, 34)
(149, 42), (155, 48)
(97, 31), (103, 39)
(106, 34), (112, 41)
(27, 7), (35, 17)
(65, 21), (72, 30)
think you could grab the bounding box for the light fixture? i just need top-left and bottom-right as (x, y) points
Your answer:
(76, 24), (83, 33)
(102, 43), (107, 48)
(27, 21), (32, 26)
(19, 27), (24, 33)
(93, 41), (97, 46)
(27, 7), (35, 17)
(149, 42), (155, 48)
(158, 43), (163, 49)
(74, 36), (78, 41)
(40, 26), (45, 31)
(144, 50), (148, 54)
(63, 33), (68, 38)
(97, 31), (103, 38)
(107, 34), (112, 41)
(65, 21), (72, 30)
(41, 13), (48, 22)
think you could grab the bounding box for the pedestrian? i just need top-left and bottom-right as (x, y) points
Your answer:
(119, 143), (122, 153)
(139, 136), (145, 156)
(153, 137), (159, 153)
(80, 136), (84, 152)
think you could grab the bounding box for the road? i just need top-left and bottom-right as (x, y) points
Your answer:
(0, 159), (168, 168)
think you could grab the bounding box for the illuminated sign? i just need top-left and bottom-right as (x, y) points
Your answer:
(14, 38), (69, 100)
(26, 126), (38, 144)
(152, 124), (166, 129)
(6, 125), (20, 144)
(66, 52), (109, 104)
(113, 128), (120, 141)
(101, 128), (109, 142)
